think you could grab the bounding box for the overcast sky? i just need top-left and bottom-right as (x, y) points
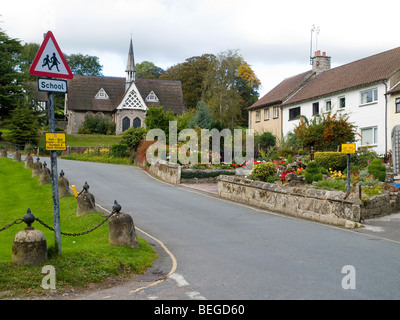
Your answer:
(2, 0), (400, 96)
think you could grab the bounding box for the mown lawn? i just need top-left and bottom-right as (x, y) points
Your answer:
(0, 158), (157, 299)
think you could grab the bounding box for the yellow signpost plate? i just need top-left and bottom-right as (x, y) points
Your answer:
(341, 143), (355, 154)
(45, 133), (66, 151)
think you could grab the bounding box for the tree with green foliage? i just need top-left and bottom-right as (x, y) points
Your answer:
(9, 101), (39, 146)
(202, 50), (260, 128)
(136, 61), (164, 79)
(0, 28), (25, 120)
(160, 54), (216, 110)
(65, 53), (103, 76)
(144, 106), (175, 140)
(189, 100), (213, 129)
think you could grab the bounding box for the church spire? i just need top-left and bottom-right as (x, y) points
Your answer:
(125, 36), (136, 90)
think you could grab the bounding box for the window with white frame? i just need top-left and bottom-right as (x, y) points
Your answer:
(325, 99), (332, 112)
(255, 110), (261, 122)
(396, 98), (400, 113)
(360, 88), (378, 105)
(339, 96), (345, 109)
(361, 126), (378, 146)
(95, 88), (109, 99)
(264, 108), (269, 120)
(273, 106), (279, 118)
(145, 91), (159, 103)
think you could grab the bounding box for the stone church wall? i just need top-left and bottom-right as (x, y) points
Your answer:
(115, 109), (146, 135)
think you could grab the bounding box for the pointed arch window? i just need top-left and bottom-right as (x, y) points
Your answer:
(145, 91), (159, 103)
(122, 117), (130, 132)
(95, 88), (109, 99)
(133, 117), (141, 128)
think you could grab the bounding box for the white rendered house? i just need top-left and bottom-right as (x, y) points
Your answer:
(250, 47), (400, 156)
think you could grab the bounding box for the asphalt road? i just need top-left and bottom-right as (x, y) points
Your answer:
(55, 159), (400, 300)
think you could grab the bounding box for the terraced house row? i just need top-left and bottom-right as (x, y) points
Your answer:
(248, 46), (400, 156)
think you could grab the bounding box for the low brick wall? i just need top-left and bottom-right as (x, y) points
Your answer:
(217, 175), (363, 228)
(148, 160), (181, 184)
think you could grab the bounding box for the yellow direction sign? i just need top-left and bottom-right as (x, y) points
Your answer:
(341, 143), (355, 154)
(45, 133), (66, 151)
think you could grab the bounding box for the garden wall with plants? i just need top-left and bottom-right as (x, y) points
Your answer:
(217, 174), (400, 227)
(217, 175), (362, 228)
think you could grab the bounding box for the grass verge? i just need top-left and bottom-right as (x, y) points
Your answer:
(0, 158), (157, 299)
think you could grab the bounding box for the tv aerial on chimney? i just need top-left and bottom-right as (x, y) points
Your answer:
(310, 25), (320, 65)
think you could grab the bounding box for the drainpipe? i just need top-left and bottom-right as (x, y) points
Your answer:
(383, 81), (388, 157)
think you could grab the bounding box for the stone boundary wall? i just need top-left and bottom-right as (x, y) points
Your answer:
(217, 175), (363, 228)
(62, 146), (111, 156)
(148, 160), (181, 184)
(361, 191), (400, 219)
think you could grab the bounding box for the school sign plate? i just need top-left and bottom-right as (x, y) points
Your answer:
(38, 78), (68, 93)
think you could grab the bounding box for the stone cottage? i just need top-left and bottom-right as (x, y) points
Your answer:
(64, 39), (186, 134)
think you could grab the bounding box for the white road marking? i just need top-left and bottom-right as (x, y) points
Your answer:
(169, 273), (190, 287)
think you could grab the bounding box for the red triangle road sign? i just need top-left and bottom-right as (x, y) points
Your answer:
(29, 31), (73, 79)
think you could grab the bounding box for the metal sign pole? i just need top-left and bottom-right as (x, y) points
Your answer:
(48, 92), (62, 255)
(346, 153), (351, 193)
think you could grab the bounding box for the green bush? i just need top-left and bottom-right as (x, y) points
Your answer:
(367, 159), (386, 182)
(78, 116), (116, 135)
(314, 152), (347, 171)
(110, 144), (129, 158)
(304, 161), (322, 184)
(314, 179), (346, 191)
(250, 162), (277, 182)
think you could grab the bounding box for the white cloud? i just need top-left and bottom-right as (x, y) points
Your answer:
(2, 0), (400, 97)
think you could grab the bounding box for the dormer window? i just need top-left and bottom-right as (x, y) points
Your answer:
(95, 88), (109, 99)
(145, 91), (159, 103)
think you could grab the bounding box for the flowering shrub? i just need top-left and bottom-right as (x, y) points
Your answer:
(250, 162), (277, 182)
(280, 170), (295, 183)
(329, 169), (345, 180)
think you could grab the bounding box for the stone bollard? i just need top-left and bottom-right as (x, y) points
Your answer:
(12, 208), (48, 266)
(58, 170), (70, 198)
(13, 150), (21, 162)
(25, 152), (34, 168)
(0, 149), (7, 158)
(39, 161), (52, 185)
(108, 201), (139, 248)
(77, 181), (96, 216)
(32, 157), (43, 177)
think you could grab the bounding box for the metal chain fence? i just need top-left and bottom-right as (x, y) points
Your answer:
(0, 208), (117, 236)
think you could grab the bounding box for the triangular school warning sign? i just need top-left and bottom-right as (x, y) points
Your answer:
(29, 31), (73, 79)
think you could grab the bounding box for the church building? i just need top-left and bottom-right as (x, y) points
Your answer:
(64, 39), (186, 134)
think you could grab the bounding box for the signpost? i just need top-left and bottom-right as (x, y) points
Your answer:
(341, 143), (356, 193)
(30, 31), (73, 255)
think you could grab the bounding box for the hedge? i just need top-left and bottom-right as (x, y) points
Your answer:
(314, 152), (347, 171)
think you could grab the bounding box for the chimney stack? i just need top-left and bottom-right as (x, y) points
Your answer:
(312, 50), (331, 75)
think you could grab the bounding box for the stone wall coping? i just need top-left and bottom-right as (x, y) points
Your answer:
(217, 175), (362, 205)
